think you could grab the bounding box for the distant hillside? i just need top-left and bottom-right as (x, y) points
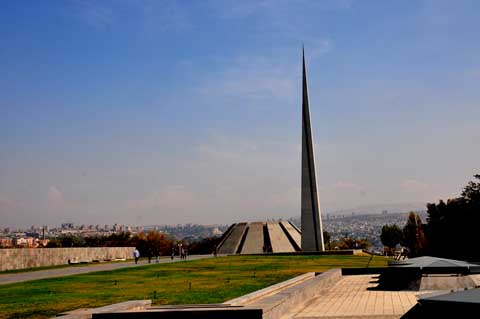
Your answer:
(289, 202), (427, 227)
(324, 202), (426, 217)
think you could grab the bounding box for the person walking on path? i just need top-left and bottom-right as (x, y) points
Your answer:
(133, 248), (140, 264)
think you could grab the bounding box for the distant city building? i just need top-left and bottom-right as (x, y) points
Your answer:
(61, 222), (74, 229)
(211, 227), (223, 236)
(13, 237), (35, 247)
(0, 238), (13, 248)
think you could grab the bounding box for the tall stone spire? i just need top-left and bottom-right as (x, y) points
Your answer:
(301, 48), (325, 252)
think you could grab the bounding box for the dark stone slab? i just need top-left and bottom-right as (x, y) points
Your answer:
(92, 308), (262, 319)
(402, 288), (480, 318)
(420, 287), (480, 304)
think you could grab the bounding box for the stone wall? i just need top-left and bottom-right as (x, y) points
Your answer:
(0, 247), (135, 271)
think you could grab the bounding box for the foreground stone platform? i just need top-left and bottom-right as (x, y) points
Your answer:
(293, 274), (422, 318)
(54, 300), (152, 319)
(69, 270), (427, 319)
(60, 257), (480, 318)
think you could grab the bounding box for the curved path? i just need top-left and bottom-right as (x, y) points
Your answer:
(0, 255), (211, 285)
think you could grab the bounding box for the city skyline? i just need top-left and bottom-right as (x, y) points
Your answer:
(2, 1), (480, 228)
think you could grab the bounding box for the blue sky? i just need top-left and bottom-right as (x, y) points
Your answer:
(1, 0), (479, 228)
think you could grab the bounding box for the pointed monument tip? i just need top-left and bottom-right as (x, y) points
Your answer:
(302, 46), (306, 72)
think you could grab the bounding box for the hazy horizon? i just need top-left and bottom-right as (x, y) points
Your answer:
(5, 201), (429, 229)
(1, 1), (479, 228)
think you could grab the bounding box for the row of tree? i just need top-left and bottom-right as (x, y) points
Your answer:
(380, 212), (426, 257)
(426, 174), (480, 260)
(323, 231), (371, 250)
(47, 231), (221, 258)
(46, 232), (135, 248)
(381, 174), (480, 261)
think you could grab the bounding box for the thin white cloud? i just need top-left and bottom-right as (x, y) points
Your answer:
(216, 0), (277, 19)
(192, 131), (297, 167)
(309, 39), (333, 60)
(196, 56), (298, 101)
(47, 186), (65, 206)
(195, 139), (258, 160)
(0, 195), (13, 209)
(70, 0), (192, 32)
(140, 0), (192, 33)
(141, 185), (193, 209)
(400, 179), (431, 193)
(217, 0), (353, 19)
(267, 186), (300, 207)
(332, 181), (360, 190)
(465, 67), (480, 80)
(72, 0), (116, 28)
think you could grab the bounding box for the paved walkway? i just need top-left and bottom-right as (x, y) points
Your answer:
(0, 255), (211, 285)
(294, 275), (431, 318)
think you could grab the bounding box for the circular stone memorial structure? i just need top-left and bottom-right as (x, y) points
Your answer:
(216, 221), (301, 254)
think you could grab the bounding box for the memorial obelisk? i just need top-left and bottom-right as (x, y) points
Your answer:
(301, 49), (325, 252)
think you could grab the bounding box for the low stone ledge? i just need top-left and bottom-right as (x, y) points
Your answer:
(247, 269), (342, 319)
(341, 267), (388, 275)
(225, 272), (316, 306)
(92, 308), (262, 319)
(233, 250), (363, 257)
(0, 247), (135, 271)
(54, 300), (151, 319)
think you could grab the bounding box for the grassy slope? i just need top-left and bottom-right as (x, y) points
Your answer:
(0, 262), (106, 275)
(0, 257), (156, 275)
(0, 254), (387, 319)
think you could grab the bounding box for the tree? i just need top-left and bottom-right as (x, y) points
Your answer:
(188, 237), (221, 255)
(146, 231), (171, 257)
(380, 224), (403, 255)
(84, 236), (103, 247)
(461, 174), (480, 202)
(45, 238), (62, 248)
(338, 237), (371, 250)
(58, 235), (86, 247)
(323, 231), (331, 250)
(131, 231), (173, 260)
(104, 232), (132, 247)
(426, 174), (480, 260)
(403, 212), (426, 257)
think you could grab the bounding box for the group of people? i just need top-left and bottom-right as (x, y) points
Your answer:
(180, 248), (188, 260)
(133, 247), (189, 264)
(133, 248), (160, 264)
(133, 248), (140, 264)
(171, 247), (188, 260)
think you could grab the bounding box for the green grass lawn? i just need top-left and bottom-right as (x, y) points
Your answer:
(0, 254), (387, 319)
(0, 257), (157, 275)
(0, 261), (110, 275)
